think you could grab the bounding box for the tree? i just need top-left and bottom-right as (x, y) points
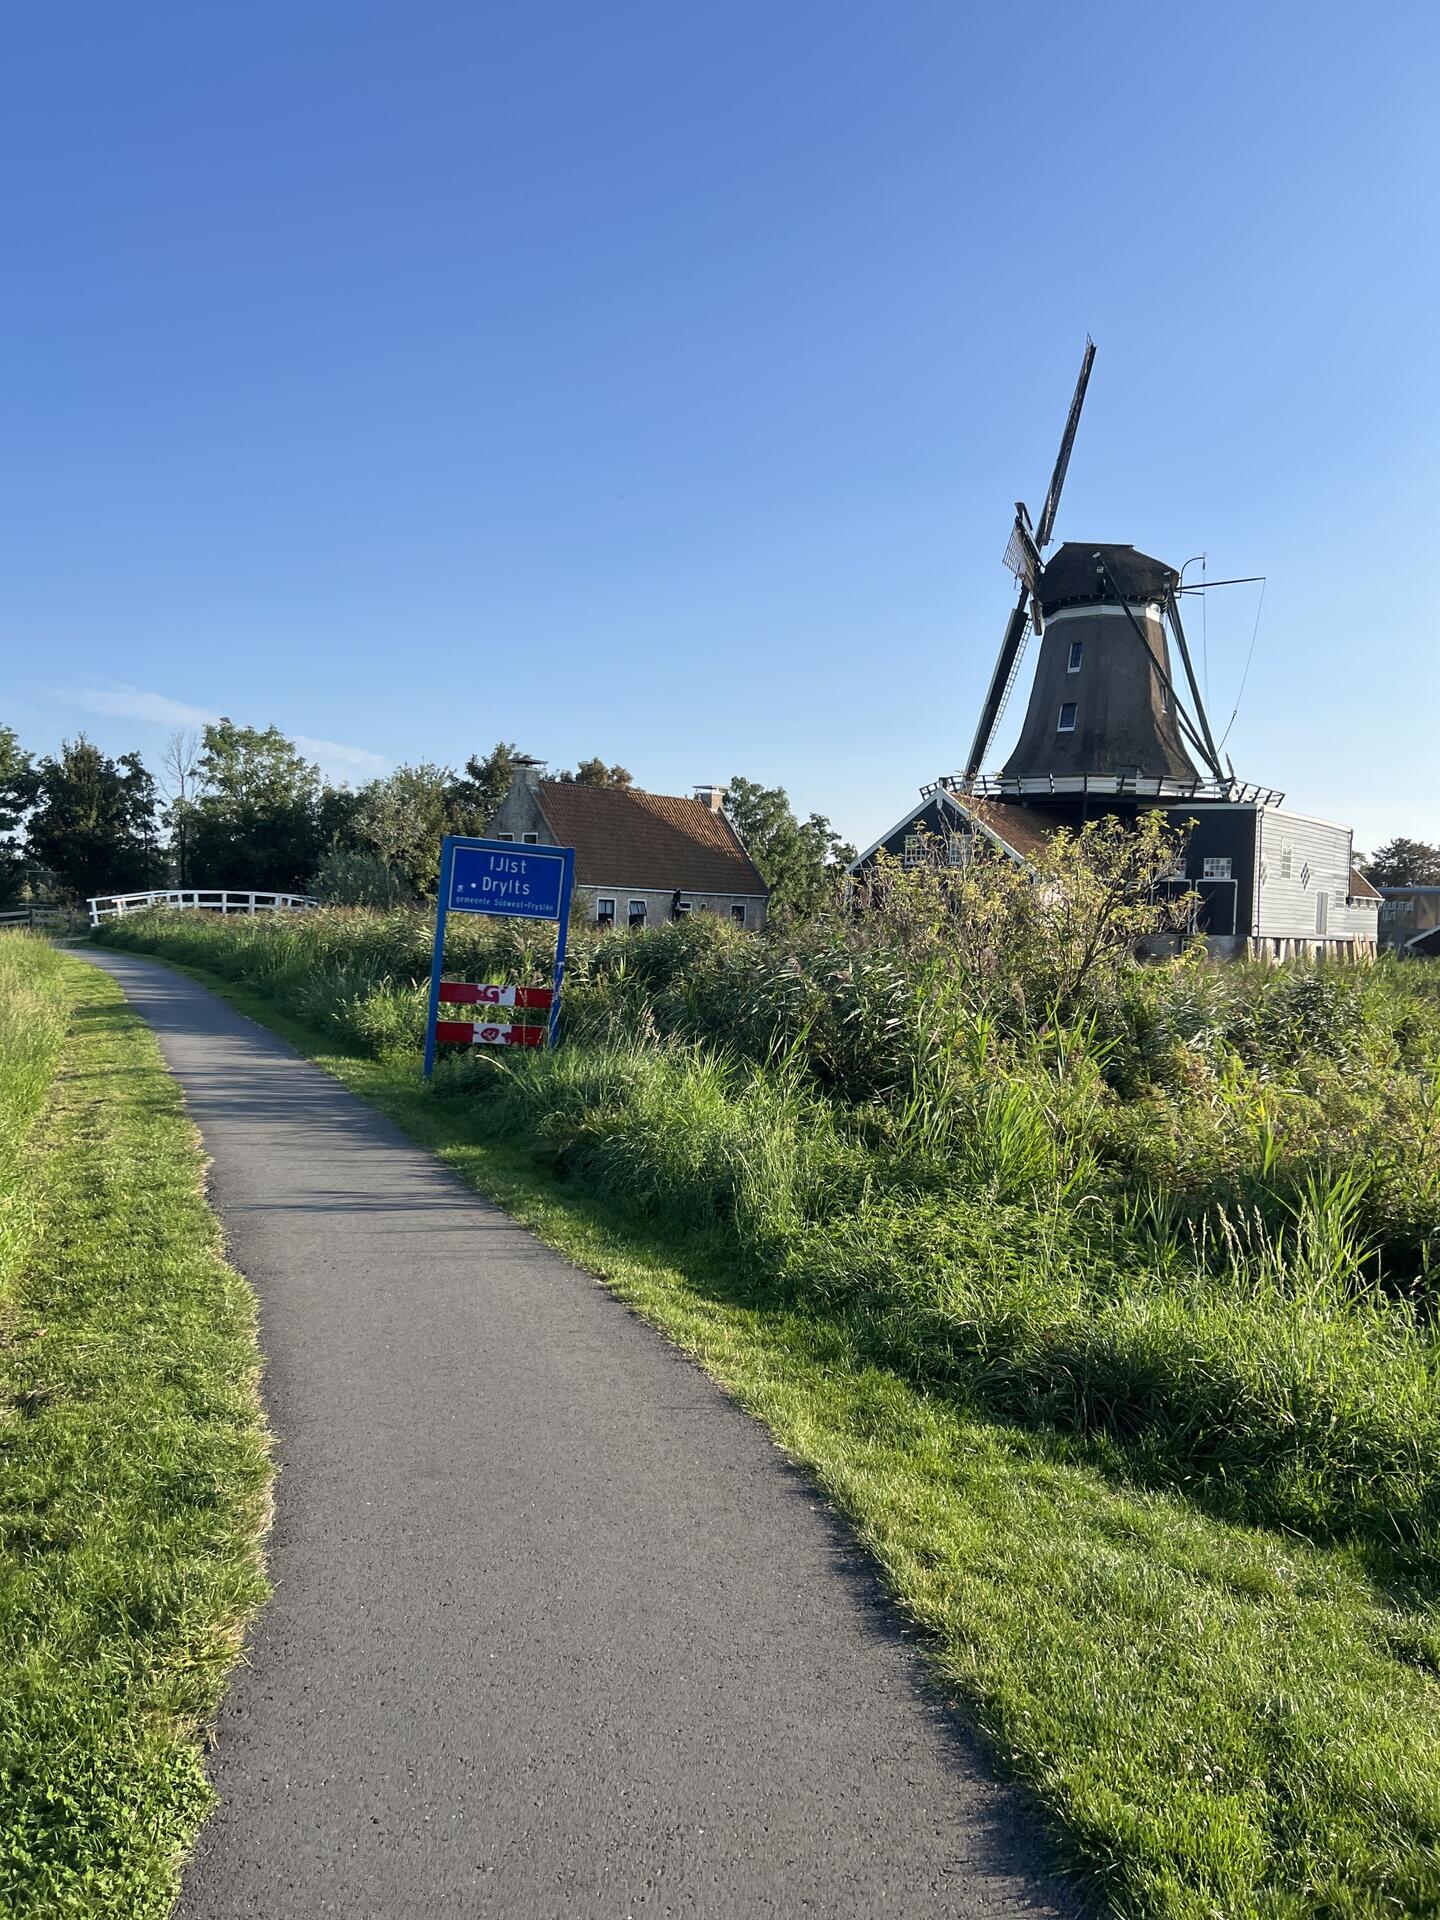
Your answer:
(455, 742), (525, 832)
(1362, 837), (1440, 889)
(724, 775), (856, 921)
(350, 764), (462, 897)
(188, 720), (325, 892)
(0, 725), (36, 905)
(158, 729), (201, 885)
(316, 782), (364, 852)
(310, 844), (413, 908)
(26, 736), (161, 900)
(553, 758), (633, 787)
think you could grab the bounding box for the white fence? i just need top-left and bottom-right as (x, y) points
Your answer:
(0, 905), (86, 933)
(87, 888), (320, 927)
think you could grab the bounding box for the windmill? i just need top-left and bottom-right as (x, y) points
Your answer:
(960, 340), (1228, 793)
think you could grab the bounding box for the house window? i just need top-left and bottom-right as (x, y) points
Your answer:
(731, 904), (747, 924)
(903, 834), (926, 868)
(496, 831), (514, 842)
(522, 831), (539, 845)
(1057, 703), (1077, 733)
(947, 834), (972, 868)
(628, 899), (647, 927)
(596, 897), (615, 925)
(1067, 640), (1083, 673)
(673, 899), (692, 918)
(1202, 857), (1232, 880)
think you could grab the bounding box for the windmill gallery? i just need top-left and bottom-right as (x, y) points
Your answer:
(851, 342), (1381, 959)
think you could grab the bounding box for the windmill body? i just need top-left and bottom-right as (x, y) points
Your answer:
(1000, 544), (1198, 787)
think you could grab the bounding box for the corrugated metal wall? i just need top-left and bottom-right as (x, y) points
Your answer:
(1254, 809), (1375, 942)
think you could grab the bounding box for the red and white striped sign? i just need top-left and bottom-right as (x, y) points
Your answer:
(437, 982), (553, 1010)
(433, 1019), (546, 1049)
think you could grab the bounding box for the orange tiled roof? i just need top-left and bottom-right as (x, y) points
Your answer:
(535, 784), (768, 896)
(960, 797), (1062, 861)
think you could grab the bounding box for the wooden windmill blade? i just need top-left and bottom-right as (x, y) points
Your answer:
(961, 339), (1095, 785)
(962, 582), (1032, 784)
(1035, 336), (1096, 550)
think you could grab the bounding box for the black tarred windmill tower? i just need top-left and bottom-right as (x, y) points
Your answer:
(960, 338), (1238, 805)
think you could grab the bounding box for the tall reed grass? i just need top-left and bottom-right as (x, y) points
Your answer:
(96, 896), (1440, 1572)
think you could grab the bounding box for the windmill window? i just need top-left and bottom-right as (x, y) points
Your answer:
(1067, 641), (1084, 673)
(1057, 703), (1077, 733)
(1280, 848), (1292, 879)
(1202, 857), (1232, 880)
(947, 834), (973, 868)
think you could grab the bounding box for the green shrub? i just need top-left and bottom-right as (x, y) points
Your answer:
(310, 845), (413, 909)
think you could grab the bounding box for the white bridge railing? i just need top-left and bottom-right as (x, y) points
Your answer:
(0, 905), (86, 932)
(88, 888), (320, 927)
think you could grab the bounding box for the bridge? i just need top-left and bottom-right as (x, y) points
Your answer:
(87, 888), (320, 927)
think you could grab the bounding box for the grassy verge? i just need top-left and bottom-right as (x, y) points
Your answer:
(0, 939), (270, 1918)
(109, 946), (1440, 1920)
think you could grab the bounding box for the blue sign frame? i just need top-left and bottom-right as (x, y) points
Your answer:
(423, 836), (576, 1076)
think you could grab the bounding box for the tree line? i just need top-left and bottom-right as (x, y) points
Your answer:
(0, 723), (854, 918)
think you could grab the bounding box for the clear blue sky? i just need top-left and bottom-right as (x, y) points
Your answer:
(4, 1), (1436, 855)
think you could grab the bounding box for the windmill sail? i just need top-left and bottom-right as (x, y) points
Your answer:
(1035, 337), (1095, 548)
(962, 339), (1095, 783)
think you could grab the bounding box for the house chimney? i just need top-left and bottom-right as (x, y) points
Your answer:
(515, 755), (547, 790)
(694, 784), (726, 813)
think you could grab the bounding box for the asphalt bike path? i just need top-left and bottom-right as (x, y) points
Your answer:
(82, 950), (1076, 1920)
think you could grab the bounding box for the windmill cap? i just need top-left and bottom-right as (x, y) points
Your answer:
(1038, 543), (1177, 617)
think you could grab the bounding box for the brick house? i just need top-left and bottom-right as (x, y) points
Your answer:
(487, 766), (769, 930)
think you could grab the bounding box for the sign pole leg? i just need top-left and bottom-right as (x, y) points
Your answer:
(549, 852), (575, 1048)
(423, 836), (455, 1079)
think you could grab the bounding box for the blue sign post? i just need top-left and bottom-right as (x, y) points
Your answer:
(423, 836), (577, 1076)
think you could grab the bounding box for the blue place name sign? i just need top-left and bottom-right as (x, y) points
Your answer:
(448, 841), (569, 921)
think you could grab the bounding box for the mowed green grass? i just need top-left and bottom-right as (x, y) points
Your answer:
(0, 939), (270, 1918)
(133, 953), (1440, 1920)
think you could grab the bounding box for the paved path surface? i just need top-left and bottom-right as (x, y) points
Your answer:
(83, 950), (1076, 1920)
